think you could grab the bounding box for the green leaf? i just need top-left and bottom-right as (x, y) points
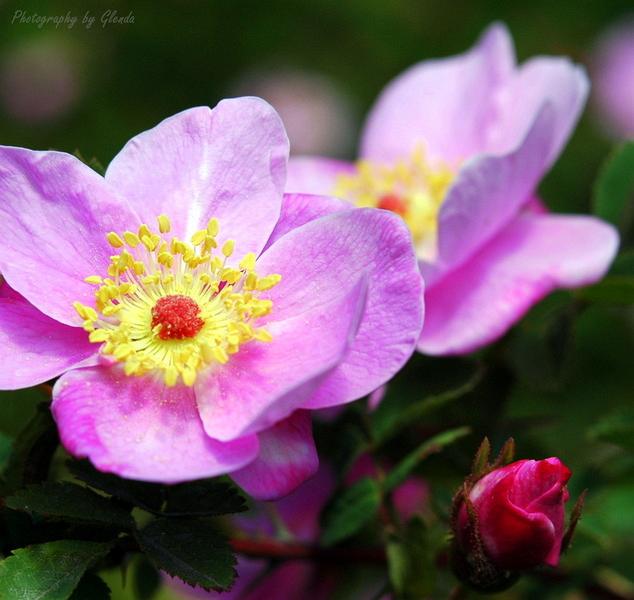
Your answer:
(0, 403), (58, 495)
(6, 482), (133, 529)
(69, 573), (111, 600)
(0, 431), (12, 472)
(321, 477), (381, 546)
(0, 540), (112, 600)
(135, 517), (235, 591)
(371, 357), (482, 444)
(588, 410), (634, 451)
(387, 518), (435, 599)
(384, 426), (471, 492)
(164, 479), (247, 517)
(68, 460), (164, 512)
(576, 276), (634, 306)
(593, 140), (634, 232)
(471, 437), (491, 478)
(131, 557), (160, 600)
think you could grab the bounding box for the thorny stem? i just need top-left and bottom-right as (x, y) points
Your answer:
(229, 538), (386, 564)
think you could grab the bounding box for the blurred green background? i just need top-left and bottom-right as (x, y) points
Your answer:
(0, 1), (633, 599)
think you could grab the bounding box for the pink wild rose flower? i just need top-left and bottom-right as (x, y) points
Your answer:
(286, 23), (619, 355)
(592, 18), (634, 138)
(0, 97), (424, 499)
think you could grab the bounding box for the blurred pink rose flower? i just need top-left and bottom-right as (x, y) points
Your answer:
(231, 68), (357, 156)
(592, 18), (634, 138)
(0, 38), (81, 124)
(286, 23), (619, 355)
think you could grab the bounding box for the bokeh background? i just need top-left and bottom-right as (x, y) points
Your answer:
(1, 1), (633, 599)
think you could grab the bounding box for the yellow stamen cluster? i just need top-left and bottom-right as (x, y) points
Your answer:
(73, 215), (281, 387)
(334, 147), (455, 258)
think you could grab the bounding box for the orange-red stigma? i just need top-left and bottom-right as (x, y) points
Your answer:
(377, 193), (407, 216)
(151, 295), (205, 340)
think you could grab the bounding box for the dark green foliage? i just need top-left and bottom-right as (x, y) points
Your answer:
(0, 540), (113, 600)
(6, 482), (134, 529)
(135, 517), (236, 591)
(321, 477), (382, 546)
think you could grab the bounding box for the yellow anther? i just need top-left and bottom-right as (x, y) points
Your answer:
(207, 218), (219, 236)
(102, 304), (123, 316)
(211, 346), (229, 364)
(244, 272), (258, 290)
(221, 268), (241, 284)
(253, 328), (273, 342)
(123, 231), (140, 247)
(84, 275), (103, 285)
(157, 214), (171, 234)
(222, 240), (235, 257)
(133, 261), (146, 275)
(256, 274), (282, 291)
(171, 239), (185, 254)
(203, 236), (217, 251)
(141, 235), (157, 251)
(138, 224), (152, 239)
(158, 252), (174, 268)
(181, 367), (197, 387)
(106, 232), (124, 248)
(89, 329), (110, 343)
(164, 366), (179, 387)
(239, 253), (257, 271)
(113, 344), (134, 360)
(191, 229), (207, 246)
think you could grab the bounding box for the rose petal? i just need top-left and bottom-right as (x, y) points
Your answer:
(263, 193), (352, 252)
(424, 103), (557, 286)
(360, 23), (515, 163)
(487, 56), (589, 168)
(0, 147), (136, 325)
(419, 213), (618, 355)
(195, 276), (368, 441)
(52, 366), (259, 483)
(285, 156), (355, 195)
(258, 208), (424, 409)
(0, 294), (96, 389)
(478, 472), (559, 570)
(105, 99), (288, 257)
(231, 411), (318, 501)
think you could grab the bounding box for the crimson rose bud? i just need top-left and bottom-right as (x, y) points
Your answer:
(456, 458), (572, 572)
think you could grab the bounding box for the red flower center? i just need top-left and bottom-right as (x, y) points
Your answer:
(377, 193), (407, 216)
(151, 295), (205, 340)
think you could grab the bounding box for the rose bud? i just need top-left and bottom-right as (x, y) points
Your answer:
(452, 457), (573, 592)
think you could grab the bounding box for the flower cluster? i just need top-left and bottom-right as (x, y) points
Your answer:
(0, 21), (622, 598)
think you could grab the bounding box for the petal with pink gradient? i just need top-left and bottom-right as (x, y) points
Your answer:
(487, 57), (589, 167)
(285, 156), (355, 195)
(423, 103), (558, 287)
(231, 411), (318, 501)
(195, 277), (368, 441)
(105, 100), (288, 258)
(419, 214), (619, 355)
(0, 294), (96, 389)
(0, 147), (137, 325)
(51, 367), (259, 483)
(360, 23), (515, 164)
(257, 209), (423, 410)
(263, 193), (352, 251)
